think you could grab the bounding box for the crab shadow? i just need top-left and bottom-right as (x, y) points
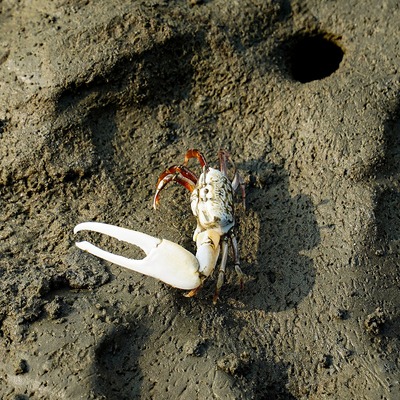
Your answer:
(368, 97), (400, 344)
(238, 159), (320, 312)
(91, 319), (149, 399)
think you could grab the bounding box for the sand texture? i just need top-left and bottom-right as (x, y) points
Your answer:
(0, 1), (399, 399)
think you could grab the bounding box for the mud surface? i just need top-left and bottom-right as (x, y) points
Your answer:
(1, 1), (400, 399)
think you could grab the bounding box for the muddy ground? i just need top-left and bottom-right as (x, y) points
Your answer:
(0, 0), (399, 399)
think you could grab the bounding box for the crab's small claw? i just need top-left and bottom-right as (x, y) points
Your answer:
(74, 222), (201, 290)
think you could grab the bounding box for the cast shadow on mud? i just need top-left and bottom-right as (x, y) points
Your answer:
(52, 33), (202, 193)
(166, 158), (320, 313)
(71, 160), (315, 399)
(91, 320), (148, 400)
(237, 160), (320, 312)
(244, 357), (297, 400)
(56, 33), (199, 115)
(369, 99), (400, 343)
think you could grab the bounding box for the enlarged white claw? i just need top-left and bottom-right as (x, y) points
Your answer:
(74, 222), (201, 290)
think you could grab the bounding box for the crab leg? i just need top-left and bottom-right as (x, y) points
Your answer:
(213, 236), (229, 304)
(153, 165), (197, 209)
(218, 149), (231, 176)
(232, 172), (246, 208)
(74, 222), (201, 290)
(184, 149), (208, 168)
(230, 233), (244, 289)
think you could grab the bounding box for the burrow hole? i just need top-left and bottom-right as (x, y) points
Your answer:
(288, 32), (344, 83)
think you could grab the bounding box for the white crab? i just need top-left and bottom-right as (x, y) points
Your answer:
(74, 149), (245, 303)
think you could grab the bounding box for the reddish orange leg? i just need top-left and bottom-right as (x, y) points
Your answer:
(153, 165), (197, 209)
(184, 149), (208, 168)
(183, 283), (204, 298)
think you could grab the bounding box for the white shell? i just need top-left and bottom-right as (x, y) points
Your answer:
(190, 168), (235, 238)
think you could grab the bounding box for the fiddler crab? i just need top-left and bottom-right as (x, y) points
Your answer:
(74, 149), (245, 303)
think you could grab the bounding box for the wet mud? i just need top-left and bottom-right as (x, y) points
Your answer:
(0, 1), (399, 399)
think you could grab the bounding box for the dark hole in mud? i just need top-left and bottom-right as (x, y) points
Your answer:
(0, 119), (7, 135)
(288, 33), (344, 83)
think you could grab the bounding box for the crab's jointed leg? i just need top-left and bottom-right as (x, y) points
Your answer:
(154, 149), (212, 210)
(184, 148), (208, 169)
(232, 173), (246, 209)
(153, 165), (197, 209)
(213, 236), (229, 304)
(218, 149), (231, 176)
(229, 232), (244, 289)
